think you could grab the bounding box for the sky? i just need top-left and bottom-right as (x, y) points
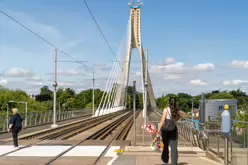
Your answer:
(0, 0), (248, 97)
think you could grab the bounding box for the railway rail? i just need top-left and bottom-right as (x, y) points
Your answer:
(43, 110), (141, 165)
(0, 110), (129, 157)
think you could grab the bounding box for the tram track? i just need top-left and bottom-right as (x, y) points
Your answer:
(0, 110), (129, 157)
(43, 110), (141, 165)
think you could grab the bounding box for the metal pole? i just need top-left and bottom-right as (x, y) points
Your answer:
(133, 80), (136, 146)
(92, 71), (95, 115)
(224, 136), (229, 165)
(191, 99), (194, 127)
(51, 48), (58, 128)
(144, 48), (148, 127)
(6, 104), (9, 130)
(25, 102), (28, 127)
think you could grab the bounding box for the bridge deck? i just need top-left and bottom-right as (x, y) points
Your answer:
(0, 110), (242, 165)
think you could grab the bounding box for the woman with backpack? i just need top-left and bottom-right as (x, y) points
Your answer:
(158, 97), (180, 165)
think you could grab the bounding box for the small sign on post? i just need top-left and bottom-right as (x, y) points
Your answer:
(145, 123), (156, 135)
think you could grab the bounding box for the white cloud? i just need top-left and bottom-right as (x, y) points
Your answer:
(193, 63), (214, 71)
(231, 60), (248, 68)
(150, 62), (186, 74)
(190, 79), (208, 86)
(223, 80), (248, 86)
(164, 74), (181, 80)
(165, 57), (175, 64)
(0, 79), (8, 86)
(5, 68), (33, 77)
(25, 81), (44, 86)
(58, 82), (74, 87)
(57, 69), (84, 76)
(136, 72), (142, 76)
(27, 76), (42, 81)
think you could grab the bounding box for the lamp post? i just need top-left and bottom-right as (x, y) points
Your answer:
(144, 48), (148, 127)
(8, 101), (28, 127)
(133, 80), (136, 146)
(51, 48), (58, 128)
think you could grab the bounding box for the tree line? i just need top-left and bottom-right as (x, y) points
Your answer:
(0, 85), (144, 115)
(0, 85), (247, 121)
(156, 89), (248, 121)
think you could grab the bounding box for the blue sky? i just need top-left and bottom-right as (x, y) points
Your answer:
(0, 0), (248, 97)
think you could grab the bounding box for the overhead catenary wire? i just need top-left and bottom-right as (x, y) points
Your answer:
(83, 0), (123, 71)
(0, 9), (95, 73)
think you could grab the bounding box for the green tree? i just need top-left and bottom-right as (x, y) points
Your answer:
(40, 86), (52, 95)
(209, 93), (235, 99)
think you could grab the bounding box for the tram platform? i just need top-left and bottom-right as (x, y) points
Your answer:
(0, 140), (129, 165)
(117, 110), (221, 165)
(110, 146), (222, 165)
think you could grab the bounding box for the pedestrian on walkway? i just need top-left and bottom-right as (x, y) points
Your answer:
(7, 108), (23, 148)
(158, 97), (180, 165)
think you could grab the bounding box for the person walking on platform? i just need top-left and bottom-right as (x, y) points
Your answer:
(7, 108), (23, 148)
(158, 97), (180, 165)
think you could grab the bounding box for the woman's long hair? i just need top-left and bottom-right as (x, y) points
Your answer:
(168, 97), (180, 120)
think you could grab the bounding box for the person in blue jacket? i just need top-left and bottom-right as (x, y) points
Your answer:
(8, 108), (23, 148)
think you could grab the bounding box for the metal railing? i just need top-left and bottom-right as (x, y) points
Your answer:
(176, 117), (248, 165)
(177, 118), (207, 150)
(205, 119), (248, 165)
(0, 109), (92, 132)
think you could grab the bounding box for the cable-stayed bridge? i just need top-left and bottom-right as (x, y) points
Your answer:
(95, 1), (157, 117)
(0, 1), (246, 165)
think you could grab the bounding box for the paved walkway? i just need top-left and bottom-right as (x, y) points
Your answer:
(118, 110), (222, 165)
(0, 115), (91, 140)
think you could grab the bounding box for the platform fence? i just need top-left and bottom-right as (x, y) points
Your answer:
(177, 115), (248, 165)
(0, 109), (92, 132)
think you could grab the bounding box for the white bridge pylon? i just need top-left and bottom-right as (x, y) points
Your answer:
(95, 1), (157, 117)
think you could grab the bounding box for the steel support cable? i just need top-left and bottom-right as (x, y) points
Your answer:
(109, 65), (123, 111)
(0, 9), (94, 72)
(111, 20), (130, 110)
(96, 21), (128, 116)
(102, 67), (118, 113)
(101, 48), (121, 114)
(106, 61), (122, 112)
(106, 29), (128, 111)
(96, 41), (122, 112)
(105, 66), (120, 114)
(105, 64), (120, 111)
(96, 36), (124, 116)
(108, 64), (121, 109)
(121, 18), (132, 108)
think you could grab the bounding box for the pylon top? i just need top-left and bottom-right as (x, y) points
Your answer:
(128, 0), (143, 8)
